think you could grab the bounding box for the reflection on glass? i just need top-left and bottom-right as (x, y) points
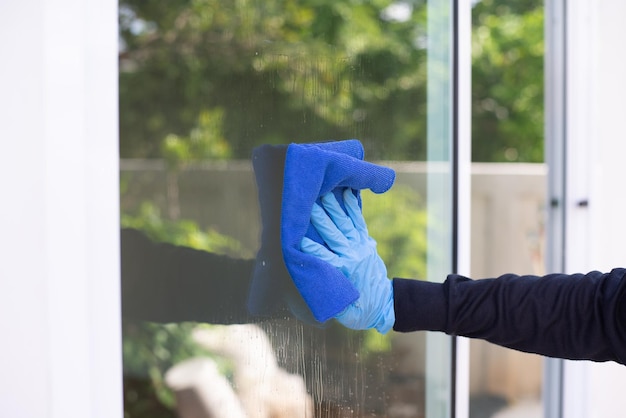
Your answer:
(119, 1), (454, 417)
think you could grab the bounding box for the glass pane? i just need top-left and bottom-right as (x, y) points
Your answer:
(119, 1), (456, 417)
(426, 0), (454, 417)
(470, 0), (545, 416)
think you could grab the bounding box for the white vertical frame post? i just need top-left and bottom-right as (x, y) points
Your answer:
(0, 1), (122, 418)
(453, 0), (472, 416)
(543, 0), (566, 415)
(561, 0), (626, 415)
(558, 0), (594, 415)
(545, 0), (626, 417)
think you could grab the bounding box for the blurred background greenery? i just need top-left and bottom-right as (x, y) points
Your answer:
(119, 0), (543, 416)
(119, 0), (543, 163)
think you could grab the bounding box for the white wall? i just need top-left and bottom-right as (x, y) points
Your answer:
(0, 1), (122, 417)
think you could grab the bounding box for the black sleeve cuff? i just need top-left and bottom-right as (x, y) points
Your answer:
(392, 278), (448, 333)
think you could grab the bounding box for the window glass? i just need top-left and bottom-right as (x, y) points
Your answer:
(470, 0), (545, 416)
(119, 1), (456, 417)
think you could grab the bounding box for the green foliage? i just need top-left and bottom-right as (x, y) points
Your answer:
(472, 0), (544, 162)
(121, 204), (245, 416)
(362, 185), (428, 280)
(119, 0), (429, 160)
(161, 108), (232, 169)
(119, 0), (546, 413)
(123, 322), (222, 410)
(120, 0), (545, 163)
(121, 202), (250, 258)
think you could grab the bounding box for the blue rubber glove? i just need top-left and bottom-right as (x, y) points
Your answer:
(300, 189), (395, 334)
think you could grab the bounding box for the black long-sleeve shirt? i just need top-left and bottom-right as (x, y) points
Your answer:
(393, 269), (626, 364)
(122, 227), (626, 364)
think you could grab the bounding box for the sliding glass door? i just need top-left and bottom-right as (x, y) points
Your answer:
(119, 0), (463, 416)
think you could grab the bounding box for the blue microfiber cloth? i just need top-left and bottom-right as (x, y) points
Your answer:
(247, 141), (371, 324)
(281, 140), (395, 322)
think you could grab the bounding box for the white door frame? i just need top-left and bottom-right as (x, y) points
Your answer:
(544, 1), (626, 417)
(0, 1), (122, 417)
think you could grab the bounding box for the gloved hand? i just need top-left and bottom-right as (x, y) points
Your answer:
(300, 189), (395, 334)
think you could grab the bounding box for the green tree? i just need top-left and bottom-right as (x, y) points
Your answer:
(472, 0), (544, 162)
(362, 185), (428, 280)
(119, 0), (429, 160)
(120, 0), (545, 163)
(119, 3), (430, 416)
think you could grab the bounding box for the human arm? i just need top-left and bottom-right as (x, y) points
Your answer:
(302, 190), (626, 364)
(394, 270), (626, 364)
(300, 189), (395, 333)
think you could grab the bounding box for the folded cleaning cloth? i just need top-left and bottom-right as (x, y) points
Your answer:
(248, 141), (373, 324)
(281, 140), (395, 323)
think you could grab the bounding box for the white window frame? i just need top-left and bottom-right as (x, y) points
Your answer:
(0, 1), (122, 417)
(545, 0), (626, 417)
(453, 0), (472, 417)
